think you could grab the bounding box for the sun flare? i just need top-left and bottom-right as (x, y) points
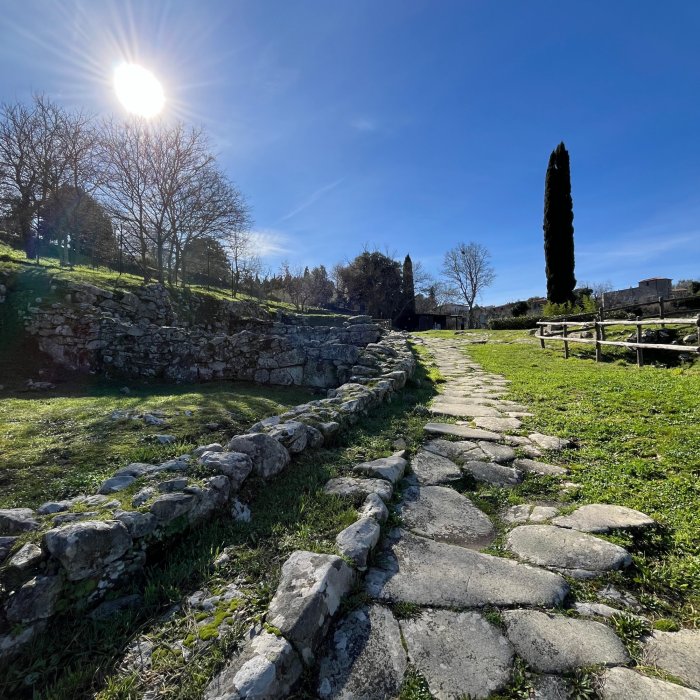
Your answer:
(114, 63), (165, 118)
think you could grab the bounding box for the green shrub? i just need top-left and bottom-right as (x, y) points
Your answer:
(488, 316), (540, 330)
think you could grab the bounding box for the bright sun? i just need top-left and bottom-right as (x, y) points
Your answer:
(114, 63), (165, 118)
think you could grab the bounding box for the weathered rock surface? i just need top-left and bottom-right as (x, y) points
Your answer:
(227, 432), (291, 479)
(513, 458), (567, 476)
(400, 608), (513, 699)
(358, 493), (388, 523)
(502, 610), (630, 672)
(461, 460), (523, 486)
(353, 453), (407, 484)
(398, 484), (495, 548)
(423, 422), (501, 441)
(204, 626), (303, 700)
(8, 542), (43, 570)
(5, 575), (62, 623)
(423, 438), (483, 464)
(365, 529), (568, 608)
(410, 450), (462, 485)
(198, 451), (253, 489)
(317, 605), (406, 700)
(324, 477), (393, 502)
(552, 504), (655, 533)
(477, 441), (516, 463)
(503, 504), (559, 524)
(266, 551), (355, 665)
(267, 421), (308, 453)
(335, 517), (381, 569)
(428, 402), (502, 417)
(98, 474), (136, 495)
(0, 508), (39, 534)
(149, 493), (196, 524)
(473, 416), (522, 432)
(44, 520), (132, 581)
(506, 525), (632, 576)
(644, 630), (700, 690)
(600, 667), (700, 699)
(0, 536), (17, 563)
(529, 432), (572, 451)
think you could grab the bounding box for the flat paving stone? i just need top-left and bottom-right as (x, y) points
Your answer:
(317, 604), (406, 700)
(400, 609), (514, 699)
(324, 477), (393, 502)
(530, 675), (572, 699)
(424, 423), (502, 442)
(529, 432), (572, 451)
(600, 667), (700, 699)
(503, 504), (559, 524)
(410, 450), (462, 485)
(502, 609), (630, 673)
(473, 416), (522, 432)
(461, 460), (523, 487)
(506, 525), (632, 577)
(365, 529), (568, 608)
(353, 453), (407, 485)
(513, 458), (567, 477)
(428, 403), (503, 418)
(423, 439), (484, 464)
(552, 504), (655, 533)
(398, 484), (495, 549)
(644, 630), (700, 691)
(477, 441), (516, 463)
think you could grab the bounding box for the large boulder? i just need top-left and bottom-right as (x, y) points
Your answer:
(44, 520), (132, 581)
(0, 508), (40, 534)
(228, 433), (291, 479)
(5, 575), (62, 623)
(267, 421), (308, 453)
(198, 451), (253, 490)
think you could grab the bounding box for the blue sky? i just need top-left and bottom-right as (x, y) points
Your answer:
(1, 0), (699, 305)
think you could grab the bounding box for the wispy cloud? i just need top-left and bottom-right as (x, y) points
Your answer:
(278, 179), (343, 222)
(248, 229), (291, 257)
(350, 117), (377, 132)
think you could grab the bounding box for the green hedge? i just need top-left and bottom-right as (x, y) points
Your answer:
(487, 316), (541, 330)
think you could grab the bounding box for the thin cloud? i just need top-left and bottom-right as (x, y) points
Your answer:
(278, 179), (343, 222)
(248, 229), (291, 257)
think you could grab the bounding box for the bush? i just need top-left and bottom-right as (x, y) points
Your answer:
(543, 295), (597, 318)
(487, 316), (540, 330)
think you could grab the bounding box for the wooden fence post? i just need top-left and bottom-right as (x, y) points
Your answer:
(659, 296), (665, 329)
(563, 322), (569, 359)
(636, 315), (644, 367)
(595, 320), (602, 362)
(539, 324), (545, 349)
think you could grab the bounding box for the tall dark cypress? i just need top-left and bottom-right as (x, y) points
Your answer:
(543, 142), (576, 303)
(402, 254), (416, 314)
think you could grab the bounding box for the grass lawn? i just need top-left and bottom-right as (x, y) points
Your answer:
(0, 379), (315, 509)
(422, 329), (700, 627)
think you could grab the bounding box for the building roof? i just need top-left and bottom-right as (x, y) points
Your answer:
(639, 277), (671, 282)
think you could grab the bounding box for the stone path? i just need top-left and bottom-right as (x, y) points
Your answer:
(314, 336), (700, 699)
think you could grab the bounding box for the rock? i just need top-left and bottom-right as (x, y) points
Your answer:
(358, 493), (389, 523)
(267, 551), (355, 665)
(268, 421), (308, 453)
(398, 484), (495, 549)
(113, 510), (157, 538)
(461, 460), (523, 486)
(98, 474), (137, 495)
(423, 438), (484, 464)
(529, 432), (572, 451)
(228, 433), (291, 479)
(91, 594), (142, 620)
(473, 416), (522, 432)
(324, 477), (393, 502)
(192, 443), (223, 458)
(573, 602), (647, 621)
(198, 451), (253, 490)
(0, 536), (18, 563)
(506, 525), (632, 577)
(231, 499), (252, 522)
(424, 423), (501, 441)
(644, 630), (700, 690)
(503, 504), (559, 524)
(477, 441), (516, 463)
(8, 542), (43, 570)
(502, 610), (630, 672)
(317, 604), (406, 700)
(149, 493), (196, 525)
(400, 608), (514, 699)
(600, 667), (700, 699)
(410, 450), (462, 485)
(155, 434), (176, 444)
(204, 626), (303, 700)
(114, 462), (155, 478)
(428, 402), (502, 418)
(131, 487), (156, 507)
(143, 413), (166, 426)
(335, 517), (381, 569)
(531, 674), (572, 699)
(366, 529), (568, 608)
(0, 508), (40, 534)
(552, 504), (655, 533)
(36, 500), (72, 515)
(157, 477), (189, 493)
(353, 453), (407, 484)
(5, 575), (62, 624)
(513, 458), (568, 477)
(44, 520), (132, 581)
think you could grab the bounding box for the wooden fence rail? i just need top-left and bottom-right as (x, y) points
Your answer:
(537, 315), (700, 366)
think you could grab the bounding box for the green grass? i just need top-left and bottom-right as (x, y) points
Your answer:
(441, 330), (700, 625)
(0, 379), (314, 509)
(2, 348), (437, 700)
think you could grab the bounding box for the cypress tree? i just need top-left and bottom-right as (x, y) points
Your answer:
(402, 254), (416, 314)
(543, 142), (576, 303)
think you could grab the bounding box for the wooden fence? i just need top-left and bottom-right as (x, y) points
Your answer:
(537, 315), (700, 366)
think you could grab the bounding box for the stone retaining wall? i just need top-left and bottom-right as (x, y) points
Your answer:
(0, 331), (416, 663)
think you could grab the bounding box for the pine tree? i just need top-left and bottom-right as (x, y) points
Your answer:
(543, 142), (576, 303)
(402, 254), (416, 314)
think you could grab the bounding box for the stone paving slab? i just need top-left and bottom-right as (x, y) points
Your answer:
(323, 477), (393, 502)
(365, 529), (569, 608)
(461, 460), (523, 487)
(503, 504), (559, 524)
(317, 605), (406, 700)
(477, 441), (516, 463)
(528, 432), (572, 451)
(513, 458), (567, 477)
(398, 483), (495, 548)
(428, 403), (503, 418)
(552, 503), (655, 533)
(410, 450), (463, 485)
(502, 610), (630, 673)
(352, 453), (407, 485)
(423, 438), (485, 464)
(506, 524), (632, 577)
(599, 667), (700, 699)
(424, 422), (501, 441)
(400, 609), (514, 699)
(473, 416), (522, 432)
(644, 630), (700, 690)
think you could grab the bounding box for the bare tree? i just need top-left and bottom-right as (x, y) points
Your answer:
(442, 242), (495, 328)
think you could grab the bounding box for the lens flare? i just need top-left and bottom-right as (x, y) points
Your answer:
(114, 63), (165, 118)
